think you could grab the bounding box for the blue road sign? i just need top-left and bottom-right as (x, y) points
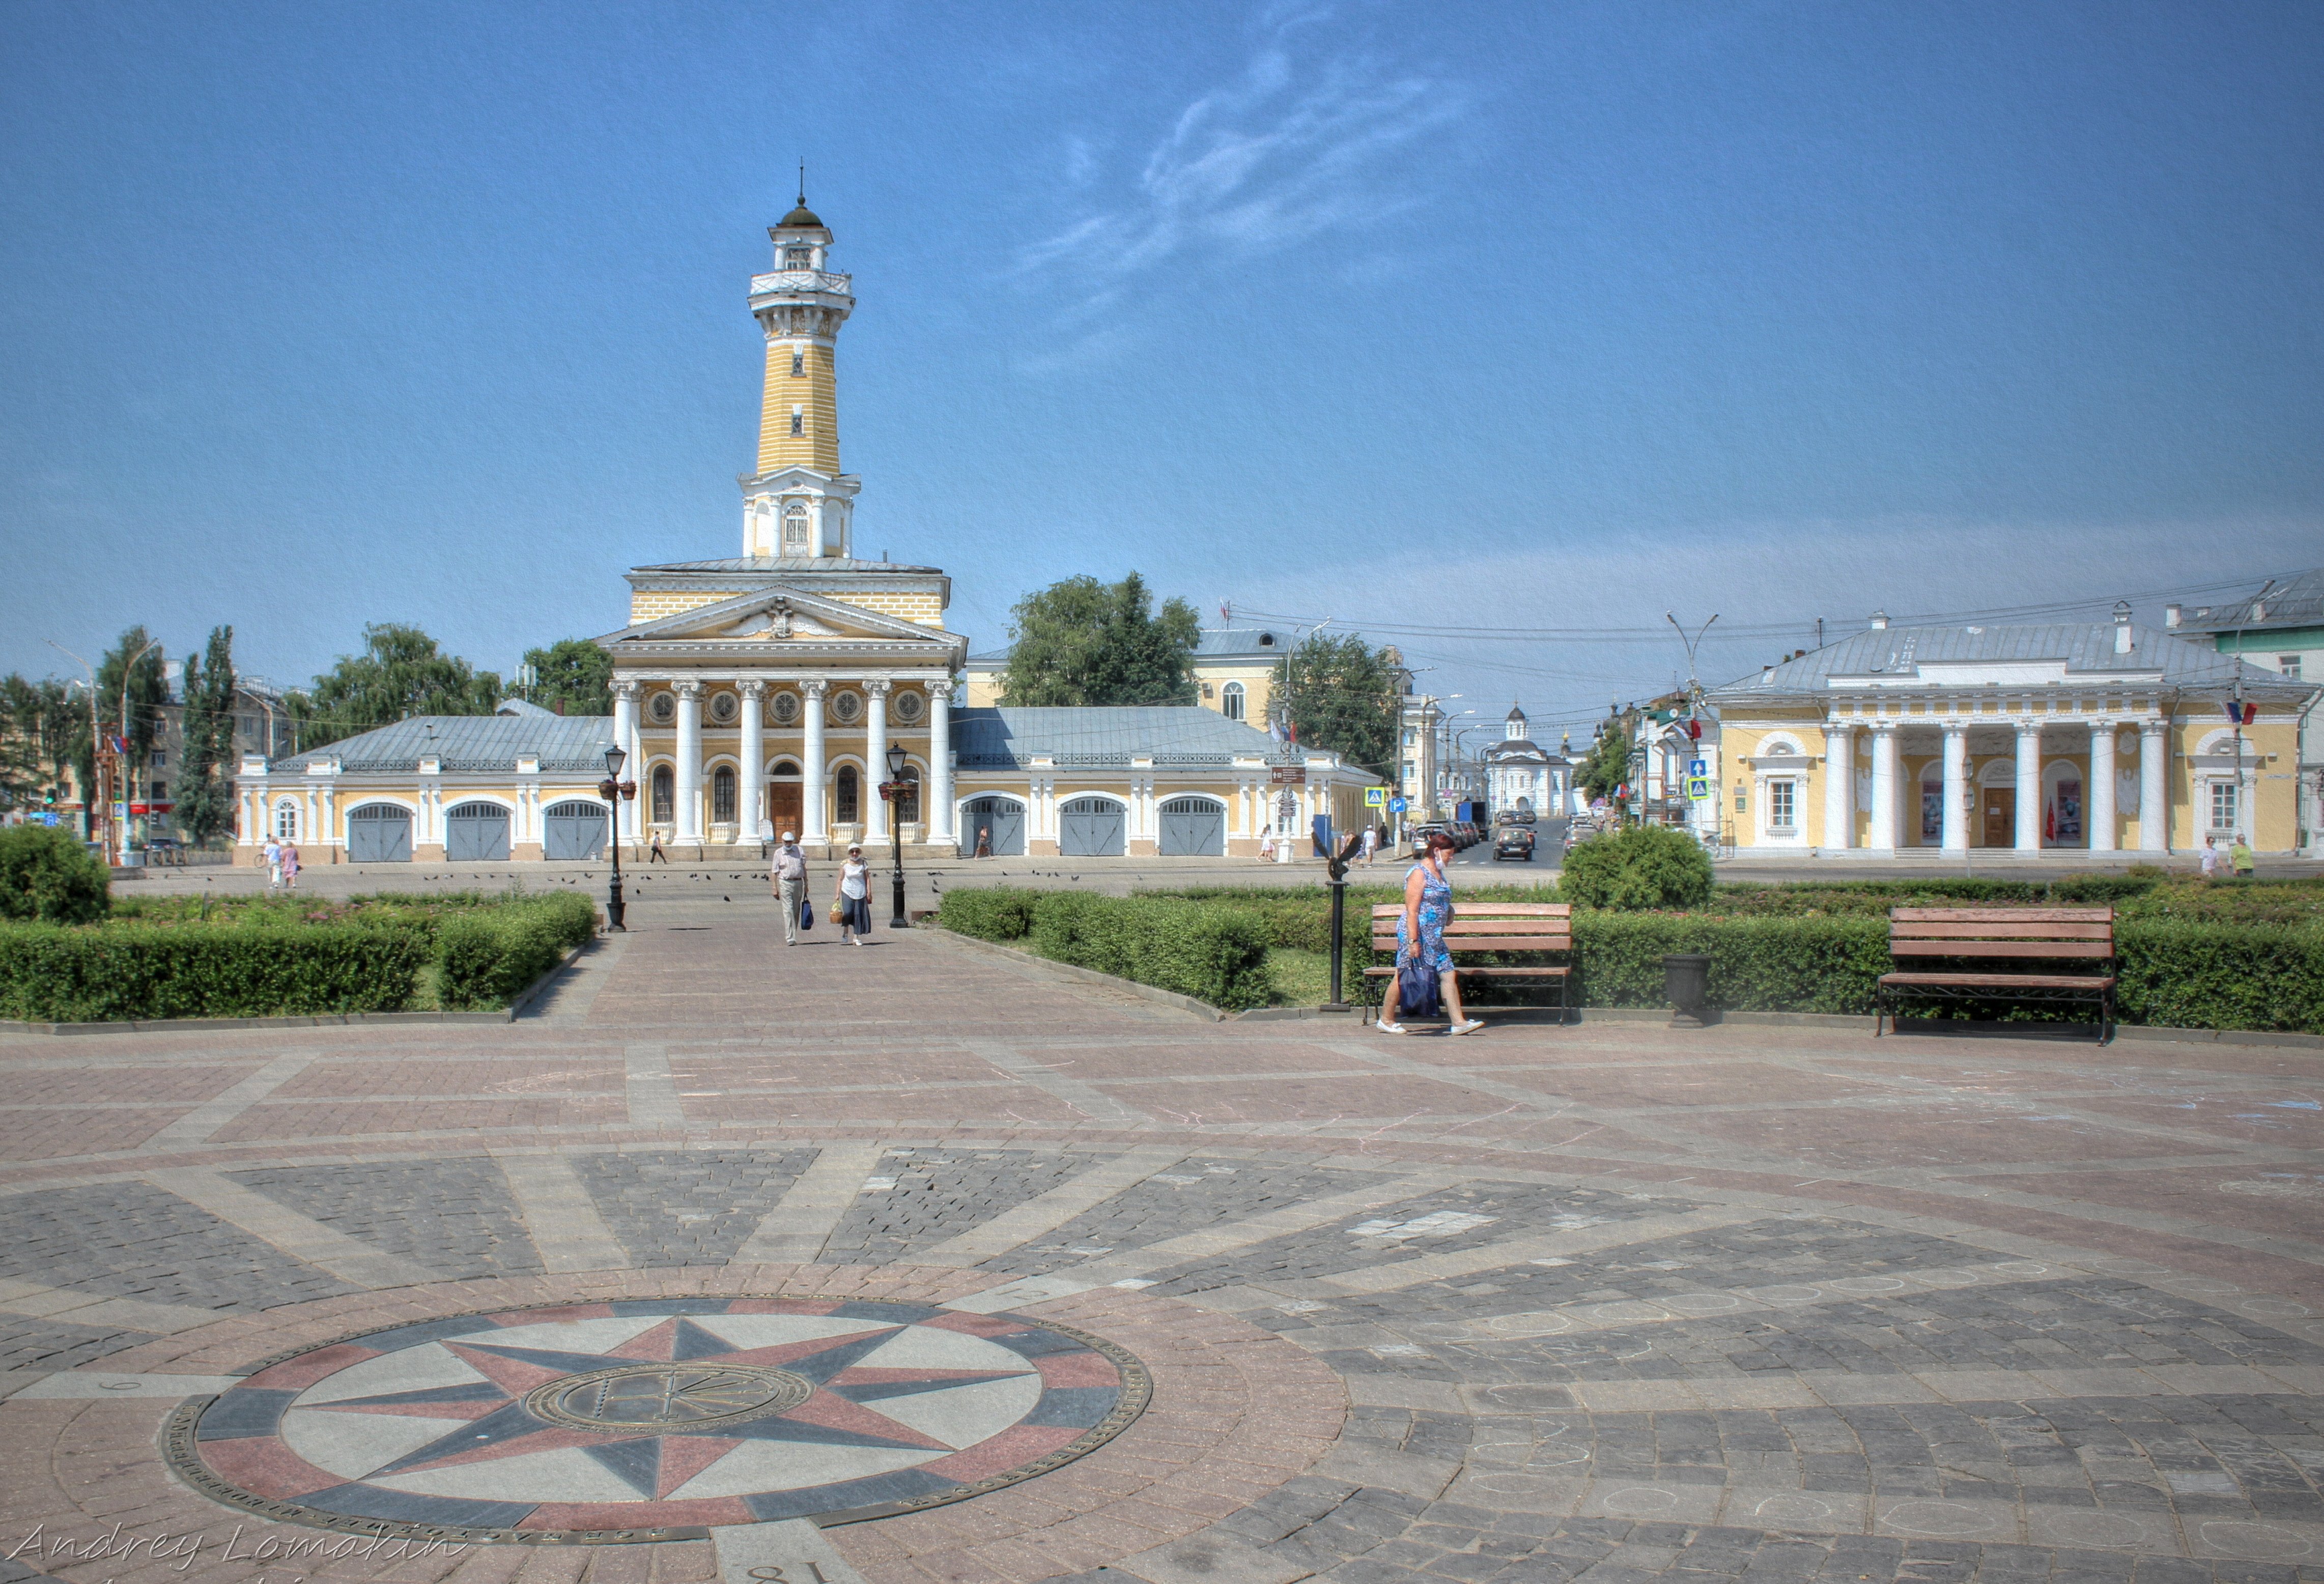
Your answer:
(1388, 796), (1408, 814)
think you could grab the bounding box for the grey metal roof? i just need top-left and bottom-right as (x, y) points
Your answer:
(495, 698), (558, 718)
(2175, 569), (2324, 636)
(1483, 738), (1565, 765)
(954, 707), (1305, 770)
(1195, 627), (1287, 659)
(632, 556), (944, 575)
(1707, 621), (2316, 697)
(276, 715), (619, 773)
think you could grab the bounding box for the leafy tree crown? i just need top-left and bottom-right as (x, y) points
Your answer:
(1001, 573), (1200, 707)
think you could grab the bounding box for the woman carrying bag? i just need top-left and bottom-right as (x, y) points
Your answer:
(1378, 829), (1482, 1035)
(835, 845), (872, 945)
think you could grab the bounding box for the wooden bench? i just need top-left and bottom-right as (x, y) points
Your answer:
(1877, 907), (2116, 1043)
(1363, 903), (1575, 1025)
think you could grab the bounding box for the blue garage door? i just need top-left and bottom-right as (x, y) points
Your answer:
(960, 796), (1025, 857)
(1058, 796), (1125, 857)
(543, 800), (606, 860)
(347, 804), (412, 862)
(445, 802), (511, 862)
(1157, 796), (1226, 856)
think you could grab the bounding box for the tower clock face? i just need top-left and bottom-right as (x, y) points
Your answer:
(769, 690), (801, 726)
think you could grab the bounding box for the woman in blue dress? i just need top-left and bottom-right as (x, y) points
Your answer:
(1379, 829), (1484, 1035)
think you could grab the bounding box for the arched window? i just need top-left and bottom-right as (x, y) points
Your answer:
(1221, 681), (1245, 722)
(782, 502), (809, 552)
(896, 765), (921, 824)
(835, 765), (860, 824)
(651, 765), (673, 824)
(712, 765), (737, 823)
(274, 801), (300, 841)
(771, 759), (801, 777)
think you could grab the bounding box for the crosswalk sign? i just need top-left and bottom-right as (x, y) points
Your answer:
(1365, 787), (1386, 807)
(1686, 776), (1712, 801)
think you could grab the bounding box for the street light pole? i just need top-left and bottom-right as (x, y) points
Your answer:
(601, 744), (629, 931)
(885, 741), (910, 927)
(116, 636), (163, 863)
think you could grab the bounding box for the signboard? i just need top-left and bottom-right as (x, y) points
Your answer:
(1269, 766), (1306, 785)
(1388, 796), (1407, 814)
(1364, 787), (1386, 808)
(1686, 776), (1712, 801)
(1688, 758), (1707, 778)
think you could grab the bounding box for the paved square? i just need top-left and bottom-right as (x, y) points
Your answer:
(6, 899), (2324, 1584)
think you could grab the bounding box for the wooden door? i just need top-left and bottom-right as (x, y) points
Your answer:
(768, 784), (803, 839)
(1982, 789), (2014, 848)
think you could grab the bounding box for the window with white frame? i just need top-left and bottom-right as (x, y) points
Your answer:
(2281, 655), (2303, 681)
(2210, 781), (2238, 831)
(789, 405), (804, 437)
(1221, 681), (1245, 722)
(784, 246), (812, 269)
(782, 502), (809, 551)
(790, 348), (805, 377)
(1768, 780), (1796, 830)
(274, 801), (300, 841)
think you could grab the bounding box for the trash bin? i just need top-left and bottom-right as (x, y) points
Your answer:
(1662, 953), (1712, 1028)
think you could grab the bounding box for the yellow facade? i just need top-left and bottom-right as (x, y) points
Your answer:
(756, 340), (839, 475)
(828, 590), (946, 627)
(628, 590), (745, 624)
(1193, 661), (1278, 726)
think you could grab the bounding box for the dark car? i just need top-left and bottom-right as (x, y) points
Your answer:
(1494, 824), (1536, 861)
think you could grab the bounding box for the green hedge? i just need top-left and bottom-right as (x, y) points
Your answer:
(0, 826), (109, 925)
(436, 894), (601, 1010)
(940, 887), (1272, 1011)
(0, 923), (430, 1022)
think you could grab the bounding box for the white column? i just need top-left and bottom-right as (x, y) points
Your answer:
(674, 681), (703, 844)
(2015, 721), (2043, 851)
(864, 680), (891, 848)
(1867, 726), (1898, 851)
(926, 681), (954, 845)
(1823, 725), (1855, 850)
(2139, 721), (2168, 852)
(612, 681), (638, 780)
(739, 680), (766, 835)
(1941, 725), (1969, 851)
(802, 681), (829, 845)
(2088, 724), (2117, 851)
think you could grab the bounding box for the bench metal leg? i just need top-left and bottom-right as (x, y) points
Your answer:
(1874, 986), (1885, 1037)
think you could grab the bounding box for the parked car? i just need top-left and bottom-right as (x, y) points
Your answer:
(1494, 824), (1536, 861)
(1408, 822), (1448, 856)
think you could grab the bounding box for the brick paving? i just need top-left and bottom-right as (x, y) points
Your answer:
(4, 899), (2324, 1584)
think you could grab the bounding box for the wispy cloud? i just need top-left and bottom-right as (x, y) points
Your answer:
(1018, 16), (1469, 342)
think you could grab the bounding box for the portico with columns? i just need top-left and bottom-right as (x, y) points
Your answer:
(1712, 608), (2316, 857)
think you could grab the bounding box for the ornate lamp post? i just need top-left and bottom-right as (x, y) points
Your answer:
(884, 741), (910, 927)
(600, 744), (629, 932)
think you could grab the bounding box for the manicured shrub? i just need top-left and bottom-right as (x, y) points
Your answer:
(435, 893), (600, 1010)
(0, 922), (429, 1022)
(0, 826), (109, 925)
(1558, 825), (1714, 911)
(1025, 892), (1271, 1011)
(2115, 919), (2324, 1034)
(937, 887), (1041, 942)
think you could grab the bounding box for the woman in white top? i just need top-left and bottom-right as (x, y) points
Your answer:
(835, 845), (872, 944)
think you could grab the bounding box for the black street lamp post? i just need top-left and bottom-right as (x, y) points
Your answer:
(884, 741), (910, 927)
(601, 744), (629, 932)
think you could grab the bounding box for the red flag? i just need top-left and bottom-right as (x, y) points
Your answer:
(2045, 801), (2056, 841)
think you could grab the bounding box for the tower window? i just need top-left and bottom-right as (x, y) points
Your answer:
(790, 349), (804, 377)
(790, 406), (804, 437)
(782, 502), (809, 551)
(784, 246), (812, 269)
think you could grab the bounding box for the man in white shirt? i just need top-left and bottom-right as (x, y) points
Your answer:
(771, 830), (808, 944)
(263, 836), (282, 890)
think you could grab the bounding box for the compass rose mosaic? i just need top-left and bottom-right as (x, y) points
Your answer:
(167, 1298), (1148, 1542)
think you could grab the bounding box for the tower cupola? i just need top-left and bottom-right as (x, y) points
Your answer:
(1505, 703), (1529, 741)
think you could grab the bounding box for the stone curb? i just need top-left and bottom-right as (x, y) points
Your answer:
(0, 937), (595, 1037)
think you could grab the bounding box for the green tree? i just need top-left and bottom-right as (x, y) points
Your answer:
(1576, 708), (1637, 803)
(171, 626), (239, 847)
(94, 627), (171, 825)
(292, 624), (504, 748)
(0, 677), (46, 813)
(1280, 633), (1402, 776)
(1000, 573), (1200, 707)
(0, 825), (110, 923)
(1557, 823), (1714, 910)
(520, 639), (614, 716)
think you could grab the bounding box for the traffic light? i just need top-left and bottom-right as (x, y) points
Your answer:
(42, 787), (55, 808)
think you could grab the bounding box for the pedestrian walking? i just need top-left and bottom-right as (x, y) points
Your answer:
(2231, 837), (2257, 879)
(1360, 824), (1379, 867)
(279, 839), (300, 891)
(263, 834), (282, 891)
(973, 826), (993, 858)
(1377, 829), (1483, 1037)
(2199, 836), (2219, 880)
(648, 830), (668, 864)
(771, 830), (808, 945)
(835, 845), (872, 945)
(1258, 830), (1276, 863)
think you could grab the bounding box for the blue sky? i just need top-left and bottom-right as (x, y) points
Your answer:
(4, 0), (2319, 735)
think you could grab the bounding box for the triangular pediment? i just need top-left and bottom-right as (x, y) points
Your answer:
(597, 586), (962, 651)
